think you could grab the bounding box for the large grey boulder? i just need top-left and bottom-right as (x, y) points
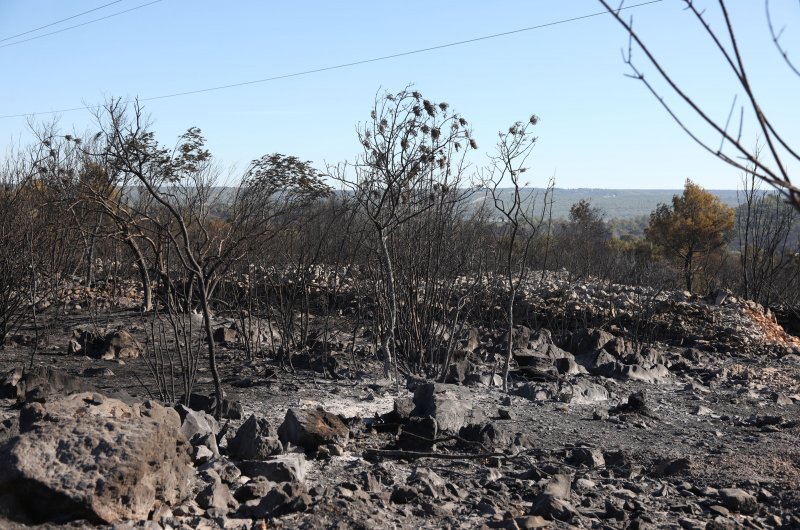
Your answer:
(0, 392), (193, 524)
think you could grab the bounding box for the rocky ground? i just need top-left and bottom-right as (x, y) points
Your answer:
(0, 276), (799, 529)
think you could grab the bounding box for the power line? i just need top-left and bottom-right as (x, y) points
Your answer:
(0, 0), (162, 50)
(0, 0), (663, 120)
(0, 0), (125, 43)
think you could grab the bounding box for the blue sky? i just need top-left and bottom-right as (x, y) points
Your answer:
(0, 1), (797, 189)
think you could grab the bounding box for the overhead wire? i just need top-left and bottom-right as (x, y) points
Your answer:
(0, 0), (162, 50)
(0, 0), (663, 120)
(0, 0), (125, 43)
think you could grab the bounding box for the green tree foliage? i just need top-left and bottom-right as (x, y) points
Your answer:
(646, 180), (735, 292)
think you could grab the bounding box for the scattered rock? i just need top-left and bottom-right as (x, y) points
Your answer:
(236, 454), (307, 484)
(557, 379), (610, 404)
(569, 447), (605, 468)
(397, 416), (438, 451)
(196, 473), (237, 515)
(101, 330), (141, 360)
(277, 408), (350, 452)
(718, 488), (757, 514)
(412, 383), (474, 432)
(14, 366), (97, 404)
(458, 422), (512, 450)
(227, 414), (283, 460)
(176, 404), (220, 456)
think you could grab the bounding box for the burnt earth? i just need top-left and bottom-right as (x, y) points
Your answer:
(0, 287), (798, 529)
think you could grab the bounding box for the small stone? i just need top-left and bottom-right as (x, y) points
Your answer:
(397, 416), (438, 451)
(390, 485), (418, 504)
(515, 515), (549, 529)
(326, 443), (344, 456)
(693, 405), (713, 416)
(194, 445), (214, 464)
(196, 480), (237, 515)
(234, 476), (276, 502)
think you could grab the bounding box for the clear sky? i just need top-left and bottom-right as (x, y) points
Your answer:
(0, 1), (797, 189)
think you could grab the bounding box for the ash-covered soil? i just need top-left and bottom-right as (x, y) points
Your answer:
(0, 279), (799, 530)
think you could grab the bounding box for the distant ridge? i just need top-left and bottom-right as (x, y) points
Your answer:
(483, 188), (741, 220)
(172, 187), (742, 221)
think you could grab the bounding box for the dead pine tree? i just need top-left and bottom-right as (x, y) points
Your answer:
(484, 116), (553, 392)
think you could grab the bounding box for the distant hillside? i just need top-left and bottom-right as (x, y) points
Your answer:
(479, 188), (741, 220)
(161, 187), (741, 222)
